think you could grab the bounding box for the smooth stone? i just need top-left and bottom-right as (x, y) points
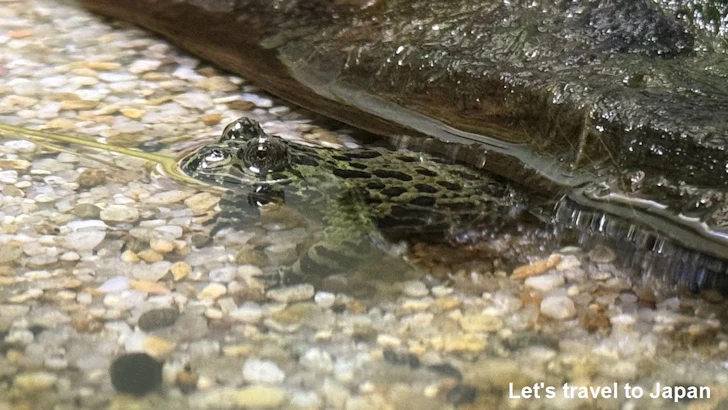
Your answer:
(242, 358), (286, 384)
(109, 353), (163, 396)
(266, 284), (314, 303)
(314, 292), (336, 309)
(0, 244), (23, 264)
(446, 384), (477, 405)
(71, 203), (102, 219)
(145, 190), (193, 205)
(524, 272), (565, 293)
(229, 302), (263, 323)
(540, 295), (577, 320)
(66, 230), (106, 251)
(132, 261), (172, 282)
(100, 205), (139, 223)
(198, 283), (227, 300)
(98, 276), (130, 293)
(191, 385), (286, 409)
(138, 308), (179, 331)
(403, 281), (429, 298)
(12, 371), (58, 392)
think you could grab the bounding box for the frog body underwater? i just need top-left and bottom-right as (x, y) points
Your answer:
(180, 117), (531, 275)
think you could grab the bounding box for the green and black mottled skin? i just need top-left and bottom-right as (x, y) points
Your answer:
(182, 118), (728, 294)
(180, 118), (529, 274)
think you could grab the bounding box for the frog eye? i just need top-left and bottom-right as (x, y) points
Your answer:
(205, 149), (226, 163)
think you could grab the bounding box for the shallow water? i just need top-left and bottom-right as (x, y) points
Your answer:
(1, 1), (727, 409)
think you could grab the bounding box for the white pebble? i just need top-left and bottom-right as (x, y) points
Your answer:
(540, 295), (576, 320)
(242, 358), (285, 384)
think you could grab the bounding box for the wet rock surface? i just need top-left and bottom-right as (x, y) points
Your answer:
(0, 1), (727, 409)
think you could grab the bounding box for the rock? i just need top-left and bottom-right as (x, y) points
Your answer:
(174, 92), (213, 110)
(100, 205), (139, 223)
(588, 245), (617, 263)
(200, 113), (222, 125)
(138, 308), (179, 331)
(198, 283), (227, 300)
(512, 255), (562, 279)
(145, 190), (193, 205)
(403, 280), (429, 298)
(132, 261), (171, 281)
(459, 310), (503, 333)
(540, 295), (577, 320)
(191, 385), (286, 409)
(12, 371), (58, 392)
(72, 203), (102, 219)
(242, 358), (286, 384)
(150, 238), (175, 253)
(230, 302), (263, 323)
(299, 348), (333, 374)
(65, 230), (106, 251)
(109, 353), (163, 396)
(170, 261), (191, 281)
(98, 276), (130, 293)
(184, 192), (220, 212)
(120, 108), (145, 118)
(314, 291), (336, 308)
(0, 244), (23, 264)
(138, 249), (163, 263)
(446, 384), (477, 405)
(266, 284), (314, 303)
(524, 272), (565, 293)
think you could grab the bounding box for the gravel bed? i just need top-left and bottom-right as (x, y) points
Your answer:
(0, 1), (726, 409)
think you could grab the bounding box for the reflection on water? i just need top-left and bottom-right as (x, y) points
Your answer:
(1, 1), (727, 409)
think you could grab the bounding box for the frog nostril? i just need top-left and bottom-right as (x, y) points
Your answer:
(256, 149), (267, 159)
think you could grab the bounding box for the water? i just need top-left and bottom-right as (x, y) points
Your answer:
(0, 1), (726, 409)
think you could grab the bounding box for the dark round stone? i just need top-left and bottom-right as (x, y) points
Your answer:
(137, 307), (179, 331)
(110, 353), (163, 396)
(446, 384), (477, 405)
(427, 363), (463, 380)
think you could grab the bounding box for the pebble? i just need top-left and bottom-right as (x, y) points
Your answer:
(150, 238), (175, 253)
(170, 261), (191, 281)
(524, 272), (565, 293)
(174, 92), (213, 110)
(145, 190), (192, 205)
(512, 254), (561, 279)
(109, 353), (163, 396)
(198, 283), (227, 300)
(556, 254), (581, 270)
(72, 203), (102, 219)
(242, 358), (286, 384)
(588, 245), (616, 263)
(132, 261), (171, 282)
(192, 385), (286, 409)
(12, 372), (58, 392)
(403, 280), (429, 298)
(314, 291), (336, 308)
(446, 384), (477, 405)
(184, 192), (220, 212)
(100, 205), (139, 223)
(98, 72), (137, 82)
(138, 249), (163, 263)
(65, 230), (105, 251)
(300, 348), (333, 374)
(540, 295), (577, 320)
(98, 276), (130, 293)
(138, 307), (179, 331)
(459, 310), (503, 333)
(0, 244), (23, 264)
(266, 284), (315, 303)
(230, 302), (263, 323)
